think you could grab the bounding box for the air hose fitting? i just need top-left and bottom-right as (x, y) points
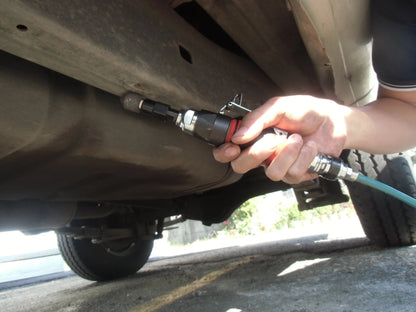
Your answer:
(308, 154), (359, 182)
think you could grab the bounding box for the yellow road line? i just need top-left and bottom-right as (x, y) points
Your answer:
(130, 257), (252, 312)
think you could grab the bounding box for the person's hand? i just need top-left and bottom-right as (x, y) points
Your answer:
(213, 95), (350, 184)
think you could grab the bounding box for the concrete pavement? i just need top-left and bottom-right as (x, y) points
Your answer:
(1, 232), (415, 312)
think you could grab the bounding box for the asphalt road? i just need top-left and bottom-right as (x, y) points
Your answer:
(1, 233), (415, 312)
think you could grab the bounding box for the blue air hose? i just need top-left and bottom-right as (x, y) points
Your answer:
(309, 153), (416, 209)
(356, 174), (416, 208)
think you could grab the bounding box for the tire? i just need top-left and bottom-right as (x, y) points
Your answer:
(57, 233), (154, 281)
(343, 150), (416, 246)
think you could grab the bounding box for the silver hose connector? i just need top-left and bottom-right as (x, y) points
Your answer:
(308, 153), (359, 182)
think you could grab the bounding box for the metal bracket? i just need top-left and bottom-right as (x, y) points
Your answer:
(293, 178), (349, 211)
(220, 93), (252, 116)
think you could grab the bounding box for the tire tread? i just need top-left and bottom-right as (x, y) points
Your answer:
(57, 233), (153, 281)
(343, 150), (416, 246)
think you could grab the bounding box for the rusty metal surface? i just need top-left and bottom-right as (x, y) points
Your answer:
(0, 0), (279, 111)
(197, 0), (320, 95)
(0, 52), (241, 201)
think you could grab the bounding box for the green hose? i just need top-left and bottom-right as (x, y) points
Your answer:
(356, 174), (416, 208)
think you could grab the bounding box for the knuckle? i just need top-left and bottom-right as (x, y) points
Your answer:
(284, 137), (303, 155)
(230, 161), (248, 174)
(285, 145), (300, 158)
(286, 166), (305, 180)
(282, 176), (303, 185)
(213, 153), (228, 163)
(247, 150), (268, 164)
(212, 150), (224, 162)
(265, 166), (284, 182)
(304, 140), (318, 154)
(213, 144), (240, 163)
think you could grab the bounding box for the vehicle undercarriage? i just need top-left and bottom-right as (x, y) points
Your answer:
(1, 0), (415, 281)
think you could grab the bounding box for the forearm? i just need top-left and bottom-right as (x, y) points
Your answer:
(344, 95), (416, 154)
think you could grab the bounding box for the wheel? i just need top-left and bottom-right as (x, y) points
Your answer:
(342, 150), (416, 246)
(57, 233), (154, 281)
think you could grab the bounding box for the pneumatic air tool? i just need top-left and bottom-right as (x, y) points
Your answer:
(120, 92), (416, 208)
(121, 93), (357, 181)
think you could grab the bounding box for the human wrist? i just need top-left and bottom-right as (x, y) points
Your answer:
(342, 105), (369, 151)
